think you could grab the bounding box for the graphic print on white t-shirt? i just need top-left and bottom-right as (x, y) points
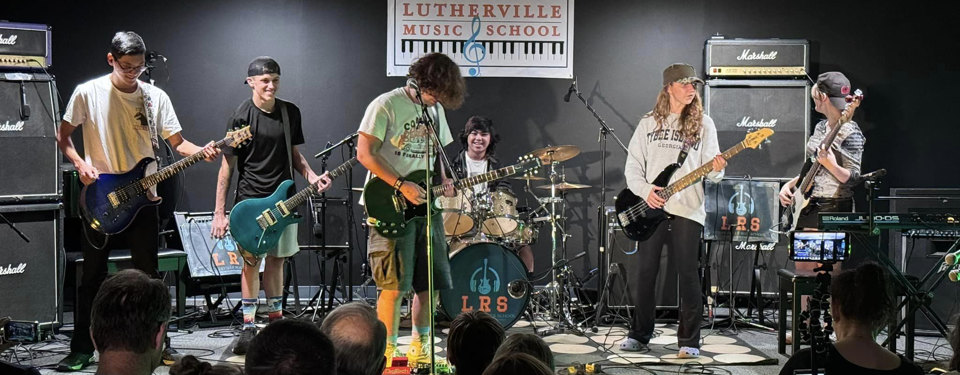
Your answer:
(465, 154), (488, 195)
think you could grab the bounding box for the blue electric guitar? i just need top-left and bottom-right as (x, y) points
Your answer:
(229, 157), (358, 256)
(80, 126), (252, 235)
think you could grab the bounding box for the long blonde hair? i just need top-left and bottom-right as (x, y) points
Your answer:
(647, 85), (704, 140)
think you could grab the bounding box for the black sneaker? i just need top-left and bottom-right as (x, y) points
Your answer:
(56, 352), (94, 372)
(231, 327), (258, 355)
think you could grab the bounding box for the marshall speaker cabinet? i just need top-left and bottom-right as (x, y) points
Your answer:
(0, 72), (61, 203)
(0, 203), (63, 327)
(704, 38), (808, 78)
(704, 80), (810, 179)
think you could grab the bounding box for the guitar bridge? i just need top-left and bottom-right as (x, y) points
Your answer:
(258, 210), (276, 228)
(618, 212), (630, 225)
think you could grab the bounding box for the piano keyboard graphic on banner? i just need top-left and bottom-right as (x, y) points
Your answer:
(387, 1), (574, 79)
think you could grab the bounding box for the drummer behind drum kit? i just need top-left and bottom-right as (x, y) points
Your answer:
(434, 145), (593, 330)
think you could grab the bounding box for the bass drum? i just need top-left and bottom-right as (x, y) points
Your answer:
(439, 242), (529, 329)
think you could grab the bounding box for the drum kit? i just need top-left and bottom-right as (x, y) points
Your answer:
(433, 145), (594, 329)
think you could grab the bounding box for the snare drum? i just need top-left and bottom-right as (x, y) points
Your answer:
(439, 242), (529, 329)
(481, 187), (519, 237)
(436, 190), (475, 237)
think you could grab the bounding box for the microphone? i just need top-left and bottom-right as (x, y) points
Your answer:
(563, 78), (577, 102)
(19, 81), (30, 120)
(146, 50), (167, 63)
(314, 132), (359, 158)
(861, 168), (887, 182)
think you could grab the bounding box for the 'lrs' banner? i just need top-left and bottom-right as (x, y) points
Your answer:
(387, 0), (574, 79)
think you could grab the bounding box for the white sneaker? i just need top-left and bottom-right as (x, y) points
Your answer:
(677, 346), (700, 359)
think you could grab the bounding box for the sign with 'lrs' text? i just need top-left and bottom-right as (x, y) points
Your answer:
(387, 0), (574, 78)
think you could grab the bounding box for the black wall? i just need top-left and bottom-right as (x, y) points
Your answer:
(9, 1), (959, 286)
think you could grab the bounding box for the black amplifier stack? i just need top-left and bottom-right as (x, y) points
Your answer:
(0, 21), (63, 329)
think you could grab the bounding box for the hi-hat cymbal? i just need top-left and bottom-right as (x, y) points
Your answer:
(535, 182), (592, 191)
(512, 175), (546, 181)
(529, 145), (580, 163)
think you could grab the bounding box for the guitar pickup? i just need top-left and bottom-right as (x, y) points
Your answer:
(274, 201), (291, 217)
(107, 192), (120, 208)
(259, 209), (277, 227)
(391, 194), (406, 214)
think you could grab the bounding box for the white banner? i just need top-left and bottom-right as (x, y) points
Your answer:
(387, 0), (574, 79)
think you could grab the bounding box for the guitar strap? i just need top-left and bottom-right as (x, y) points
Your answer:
(676, 135), (698, 166)
(140, 85), (166, 168)
(279, 99), (295, 180)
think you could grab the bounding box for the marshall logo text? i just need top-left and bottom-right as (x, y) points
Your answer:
(0, 120), (26, 131)
(736, 117), (778, 128)
(737, 49), (778, 61)
(0, 34), (18, 46)
(0, 263), (27, 276)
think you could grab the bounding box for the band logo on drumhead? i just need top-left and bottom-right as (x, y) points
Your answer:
(470, 258), (500, 294)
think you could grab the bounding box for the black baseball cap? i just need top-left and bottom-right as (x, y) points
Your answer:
(662, 63), (704, 86)
(815, 71), (851, 109)
(244, 56), (280, 83)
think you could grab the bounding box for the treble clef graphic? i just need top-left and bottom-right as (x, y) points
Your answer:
(463, 16), (486, 76)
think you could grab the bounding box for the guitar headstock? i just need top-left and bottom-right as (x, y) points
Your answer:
(516, 154), (542, 176)
(840, 89), (864, 122)
(227, 125), (253, 148)
(742, 128), (774, 149)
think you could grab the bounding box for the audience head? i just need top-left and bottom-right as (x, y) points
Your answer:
(90, 269), (170, 361)
(482, 352), (553, 375)
(245, 319), (335, 375)
(170, 355), (243, 375)
(829, 262), (893, 332)
(446, 311), (506, 375)
(494, 333), (554, 370)
(949, 315), (960, 371)
(320, 302), (387, 375)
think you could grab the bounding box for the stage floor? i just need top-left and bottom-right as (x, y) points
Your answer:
(4, 304), (953, 374)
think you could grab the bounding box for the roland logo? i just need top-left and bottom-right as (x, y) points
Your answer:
(0, 34), (18, 45)
(0, 120), (25, 131)
(737, 49), (778, 61)
(736, 116), (778, 128)
(0, 263), (27, 276)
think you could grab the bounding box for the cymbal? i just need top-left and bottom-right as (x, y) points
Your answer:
(535, 182), (592, 191)
(512, 175), (546, 181)
(529, 145), (580, 163)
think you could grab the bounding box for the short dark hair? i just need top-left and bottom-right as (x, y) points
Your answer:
(170, 355), (243, 375)
(320, 302), (387, 375)
(829, 262), (893, 331)
(409, 52), (466, 110)
(245, 319), (335, 375)
(446, 311), (505, 375)
(458, 115), (500, 157)
(494, 333), (553, 370)
(90, 269), (170, 353)
(482, 352), (552, 375)
(110, 31), (146, 58)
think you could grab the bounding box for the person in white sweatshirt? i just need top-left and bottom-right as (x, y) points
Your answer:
(620, 63), (726, 359)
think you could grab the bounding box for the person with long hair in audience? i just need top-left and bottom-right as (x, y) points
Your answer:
(779, 263), (923, 375)
(493, 333), (554, 370)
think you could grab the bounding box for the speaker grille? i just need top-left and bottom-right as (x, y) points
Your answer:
(0, 77), (60, 202)
(0, 204), (63, 325)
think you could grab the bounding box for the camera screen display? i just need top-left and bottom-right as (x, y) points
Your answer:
(3, 320), (38, 342)
(790, 231), (849, 262)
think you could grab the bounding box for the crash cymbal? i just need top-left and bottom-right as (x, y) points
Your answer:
(535, 182), (592, 191)
(512, 174), (546, 181)
(529, 145), (580, 163)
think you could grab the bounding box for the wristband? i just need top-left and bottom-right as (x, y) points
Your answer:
(393, 177), (405, 190)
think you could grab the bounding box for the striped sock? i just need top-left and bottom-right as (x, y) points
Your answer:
(241, 298), (258, 328)
(266, 296), (283, 321)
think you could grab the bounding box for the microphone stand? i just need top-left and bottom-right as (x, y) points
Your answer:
(566, 78), (631, 327)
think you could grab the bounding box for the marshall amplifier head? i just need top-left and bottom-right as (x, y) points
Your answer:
(0, 22), (52, 69)
(704, 38), (808, 78)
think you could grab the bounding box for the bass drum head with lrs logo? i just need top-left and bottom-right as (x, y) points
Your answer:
(440, 242), (529, 329)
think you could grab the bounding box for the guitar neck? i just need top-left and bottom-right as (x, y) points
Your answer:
(140, 136), (233, 189)
(658, 141), (747, 199)
(797, 110), (856, 193)
(284, 158), (358, 209)
(429, 164), (515, 195)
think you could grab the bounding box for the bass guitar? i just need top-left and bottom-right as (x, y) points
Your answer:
(81, 126), (252, 235)
(364, 155), (541, 238)
(780, 90), (863, 232)
(614, 128), (774, 241)
(229, 158), (358, 256)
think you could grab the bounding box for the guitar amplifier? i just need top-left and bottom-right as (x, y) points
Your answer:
(704, 38), (808, 78)
(0, 22), (52, 69)
(0, 73), (60, 203)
